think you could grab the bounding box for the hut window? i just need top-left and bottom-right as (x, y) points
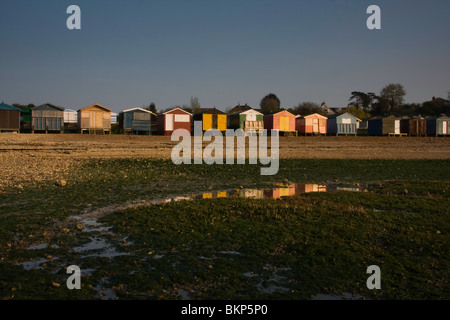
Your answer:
(175, 114), (190, 122)
(246, 113), (256, 121)
(134, 112), (150, 121)
(342, 118), (351, 124)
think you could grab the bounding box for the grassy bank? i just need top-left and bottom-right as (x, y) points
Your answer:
(0, 158), (449, 299)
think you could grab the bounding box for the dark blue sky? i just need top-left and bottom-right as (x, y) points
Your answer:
(1, 0), (449, 113)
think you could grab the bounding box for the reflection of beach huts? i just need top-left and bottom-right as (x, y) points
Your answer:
(263, 184), (296, 199)
(295, 113), (327, 135)
(263, 110), (297, 135)
(193, 108), (227, 132)
(239, 189), (265, 199)
(0, 102), (21, 133)
(228, 107), (264, 133)
(367, 115), (402, 136)
(400, 116), (427, 136)
(119, 108), (156, 135)
(327, 112), (358, 136)
(31, 103), (64, 133)
(294, 184), (327, 194)
(157, 107), (192, 136)
(426, 115), (450, 137)
(78, 103), (112, 134)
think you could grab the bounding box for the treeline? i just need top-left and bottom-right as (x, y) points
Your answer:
(10, 84), (450, 119)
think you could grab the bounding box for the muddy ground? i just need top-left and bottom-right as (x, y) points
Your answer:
(0, 133), (449, 191)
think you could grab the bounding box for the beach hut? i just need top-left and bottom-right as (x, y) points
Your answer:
(111, 112), (118, 125)
(327, 112), (358, 136)
(64, 109), (78, 123)
(31, 103), (64, 133)
(400, 116), (427, 136)
(295, 113), (327, 135)
(19, 107), (32, 132)
(367, 115), (402, 136)
(193, 108), (227, 132)
(78, 103), (112, 134)
(426, 115), (450, 137)
(157, 107), (192, 136)
(227, 107), (264, 133)
(263, 110), (296, 135)
(119, 108), (156, 135)
(0, 102), (21, 133)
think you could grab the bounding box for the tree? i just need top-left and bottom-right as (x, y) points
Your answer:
(348, 92), (376, 112)
(340, 105), (371, 119)
(292, 102), (326, 116)
(260, 93), (281, 114)
(190, 96), (201, 114)
(144, 102), (156, 113)
(379, 84), (406, 113)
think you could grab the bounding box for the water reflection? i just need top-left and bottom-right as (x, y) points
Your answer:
(193, 183), (364, 201)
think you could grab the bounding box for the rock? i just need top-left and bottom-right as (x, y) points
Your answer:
(57, 179), (67, 187)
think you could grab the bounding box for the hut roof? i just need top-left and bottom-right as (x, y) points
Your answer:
(298, 113), (328, 119)
(78, 103), (111, 112)
(327, 112), (358, 120)
(264, 110), (295, 117)
(163, 107), (192, 115)
(228, 104), (252, 114)
(229, 107), (263, 116)
(32, 103), (65, 111)
(122, 107), (156, 115)
(196, 107), (225, 115)
(0, 102), (21, 111)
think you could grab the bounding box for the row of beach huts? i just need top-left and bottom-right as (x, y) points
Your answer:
(0, 101), (449, 136)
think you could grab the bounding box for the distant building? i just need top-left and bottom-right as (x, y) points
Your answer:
(228, 107), (264, 133)
(296, 113), (327, 135)
(0, 102), (21, 133)
(263, 110), (297, 134)
(320, 102), (336, 115)
(31, 103), (64, 133)
(111, 112), (118, 125)
(426, 115), (450, 137)
(119, 108), (156, 135)
(327, 112), (358, 136)
(193, 107), (227, 132)
(157, 107), (192, 136)
(64, 109), (78, 123)
(78, 103), (112, 134)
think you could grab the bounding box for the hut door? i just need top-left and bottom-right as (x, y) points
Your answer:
(166, 114), (174, 131)
(394, 120), (400, 134)
(313, 119), (319, 133)
(443, 121), (447, 134)
(280, 116), (289, 131)
(89, 112), (96, 128)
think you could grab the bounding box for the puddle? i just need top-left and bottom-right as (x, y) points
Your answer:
(94, 277), (117, 300)
(177, 289), (192, 300)
(243, 272), (259, 278)
(219, 251), (241, 255)
(18, 257), (58, 271)
(173, 182), (368, 202)
(73, 236), (130, 258)
(27, 243), (59, 250)
(256, 265), (293, 294)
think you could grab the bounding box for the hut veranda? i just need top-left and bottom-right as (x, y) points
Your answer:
(170, 123), (279, 176)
